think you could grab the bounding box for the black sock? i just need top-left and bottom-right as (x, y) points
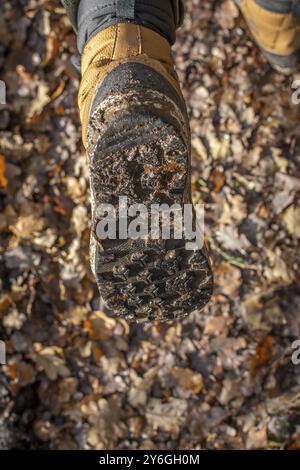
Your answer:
(77, 0), (184, 53)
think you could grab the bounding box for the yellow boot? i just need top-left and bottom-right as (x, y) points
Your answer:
(78, 24), (213, 321)
(237, 0), (300, 73)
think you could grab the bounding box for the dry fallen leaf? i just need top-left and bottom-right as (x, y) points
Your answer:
(0, 293), (13, 317)
(250, 336), (275, 378)
(171, 367), (204, 394)
(17, 361), (35, 387)
(10, 214), (45, 239)
(246, 425), (268, 450)
(204, 315), (229, 337)
(210, 167), (226, 193)
(215, 0), (239, 30)
(33, 346), (70, 381)
(264, 248), (293, 285)
(0, 154), (8, 188)
(84, 311), (116, 341)
(216, 225), (251, 253)
(33, 420), (58, 442)
(58, 377), (78, 403)
(282, 204), (300, 238)
(146, 398), (188, 433)
(220, 193), (247, 225)
(27, 81), (51, 118)
(214, 261), (242, 296)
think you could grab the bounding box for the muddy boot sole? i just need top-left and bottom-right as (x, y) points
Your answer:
(87, 63), (213, 322)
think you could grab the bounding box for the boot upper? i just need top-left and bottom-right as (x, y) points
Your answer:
(79, 24), (183, 148)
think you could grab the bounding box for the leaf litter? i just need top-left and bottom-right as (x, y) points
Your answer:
(0, 0), (300, 450)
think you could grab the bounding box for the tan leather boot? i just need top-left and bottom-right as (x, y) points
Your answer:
(79, 24), (213, 321)
(237, 0), (300, 73)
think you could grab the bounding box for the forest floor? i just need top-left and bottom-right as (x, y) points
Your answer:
(0, 0), (300, 450)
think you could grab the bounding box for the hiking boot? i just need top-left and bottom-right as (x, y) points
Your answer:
(61, 2), (213, 322)
(78, 23), (213, 321)
(237, 0), (300, 74)
(78, 24), (214, 321)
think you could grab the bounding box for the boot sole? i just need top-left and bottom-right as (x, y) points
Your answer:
(87, 63), (213, 322)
